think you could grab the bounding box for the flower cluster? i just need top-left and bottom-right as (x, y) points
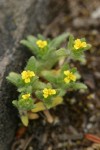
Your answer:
(64, 70), (76, 83)
(21, 70), (35, 83)
(22, 93), (31, 100)
(36, 40), (47, 48)
(43, 88), (56, 98)
(74, 39), (87, 50)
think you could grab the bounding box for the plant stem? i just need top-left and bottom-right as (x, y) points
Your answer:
(43, 110), (54, 123)
(28, 112), (39, 120)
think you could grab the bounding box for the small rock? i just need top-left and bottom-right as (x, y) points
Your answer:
(70, 98), (76, 105)
(89, 115), (96, 122)
(87, 123), (93, 129)
(28, 147), (33, 150)
(87, 103), (94, 110)
(91, 7), (100, 19)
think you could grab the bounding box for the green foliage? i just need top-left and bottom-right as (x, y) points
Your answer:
(7, 33), (91, 126)
(20, 35), (38, 55)
(20, 112), (29, 126)
(49, 33), (70, 49)
(68, 35), (91, 62)
(18, 98), (35, 110)
(6, 72), (22, 87)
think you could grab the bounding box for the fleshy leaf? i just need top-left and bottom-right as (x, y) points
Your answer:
(12, 100), (18, 108)
(27, 35), (37, 43)
(41, 70), (57, 83)
(37, 34), (46, 40)
(31, 96), (63, 113)
(31, 102), (46, 112)
(71, 82), (87, 90)
(18, 98), (35, 110)
(68, 34), (74, 50)
(21, 115), (29, 126)
(6, 72), (22, 87)
(52, 96), (63, 107)
(25, 56), (37, 72)
(20, 35), (38, 55)
(49, 33), (69, 49)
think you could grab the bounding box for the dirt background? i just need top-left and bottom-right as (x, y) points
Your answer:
(2, 0), (100, 150)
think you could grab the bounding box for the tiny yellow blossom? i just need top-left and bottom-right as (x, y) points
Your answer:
(64, 70), (70, 76)
(81, 42), (87, 48)
(43, 88), (56, 98)
(21, 70), (35, 83)
(36, 40), (47, 48)
(64, 70), (76, 83)
(22, 93), (31, 100)
(64, 77), (70, 83)
(74, 39), (87, 50)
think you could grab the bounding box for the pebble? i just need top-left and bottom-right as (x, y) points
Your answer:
(70, 98), (76, 105)
(28, 146), (33, 150)
(87, 103), (94, 110)
(53, 117), (60, 125)
(91, 7), (100, 19)
(87, 93), (95, 100)
(87, 123), (93, 129)
(91, 29), (98, 35)
(89, 115), (96, 122)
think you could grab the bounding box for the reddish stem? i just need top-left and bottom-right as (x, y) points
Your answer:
(84, 134), (100, 143)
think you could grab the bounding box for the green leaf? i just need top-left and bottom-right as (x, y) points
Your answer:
(55, 48), (68, 57)
(20, 35), (39, 55)
(60, 64), (69, 73)
(20, 40), (37, 54)
(27, 35), (37, 43)
(71, 67), (77, 73)
(18, 85), (33, 93)
(33, 81), (47, 90)
(20, 114), (29, 126)
(57, 89), (66, 96)
(49, 33), (70, 49)
(6, 72), (22, 87)
(52, 96), (63, 107)
(12, 100), (18, 108)
(37, 34), (45, 40)
(18, 87), (26, 92)
(83, 44), (91, 51)
(31, 102), (46, 112)
(35, 91), (43, 100)
(44, 96), (63, 109)
(25, 56), (37, 72)
(18, 98), (35, 110)
(68, 34), (74, 50)
(32, 97), (63, 112)
(25, 56), (49, 74)
(41, 70), (57, 83)
(71, 51), (86, 62)
(80, 38), (86, 42)
(71, 82), (87, 90)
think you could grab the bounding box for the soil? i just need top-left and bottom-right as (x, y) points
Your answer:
(11, 0), (100, 150)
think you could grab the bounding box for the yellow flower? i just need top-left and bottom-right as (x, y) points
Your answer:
(43, 88), (56, 98)
(74, 39), (87, 50)
(21, 70), (35, 83)
(64, 70), (76, 83)
(22, 93), (31, 100)
(36, 40), (47, 48)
